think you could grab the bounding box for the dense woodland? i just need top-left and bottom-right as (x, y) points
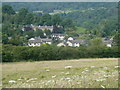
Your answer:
(2, 2), (117, 13)
(2, 2), (120, 62)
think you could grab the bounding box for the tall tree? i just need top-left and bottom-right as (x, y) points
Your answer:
(51, 14), (61, 25)
(2, 5), (15, 15)
(41, 13), (51, 25)
(17, 8), (28, 24)
(60, 18), (73, 28)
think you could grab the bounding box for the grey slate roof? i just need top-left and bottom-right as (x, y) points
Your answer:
(28, 37), (52, 44)
(102, 38), (112, 44)
(52, 33), (66, 36)
(41, 38), (52, 42)
(35, 26), (53, 29)
(69, 39), (86, 44)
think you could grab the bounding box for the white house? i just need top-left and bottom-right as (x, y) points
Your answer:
(57, 42), (66, 47)
(67, 40), (80, 47)
(28, 37), (52, 47)
(66, 41), (73, 47)
(52, 34), (66, 40)
(22, 25), (54, 32)
(107, 44), (112, 47)
(68, 37), (74, 41)
(66, 39), (86, 47)
(37, 25), (54, 32)
(102, 38), (113, 47)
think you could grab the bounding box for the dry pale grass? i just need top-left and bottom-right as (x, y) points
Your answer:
(2, 58), (119, 88)
(2, 58), (118, 73)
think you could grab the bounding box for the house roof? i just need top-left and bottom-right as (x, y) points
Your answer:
(29, 39), (42, 44)
(68, 39), (86, 44)
(102, 38), (112, 44)
(29, 37), (52, 44)
(52, 33), (66, 36)
(36, 26), (53, 29)
(41, 38), (52, 42)
(23, 25), (54, 31)
(22, 26), (32, 31)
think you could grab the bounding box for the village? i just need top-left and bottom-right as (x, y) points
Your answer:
(2, 3), (119, 88)
(22, 24), (113, 47)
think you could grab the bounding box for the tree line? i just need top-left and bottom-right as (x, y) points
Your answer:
(3, 2), (117, 13)
(2, 38), (119, 62)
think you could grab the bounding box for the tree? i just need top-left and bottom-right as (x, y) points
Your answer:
(34, 29), (44, 38)
(51, 14), (61, 25)
(99, 20), (117, 37)
(24, 13), (34, 25)
(89, 38), (105, 48)
(112, 31), (120, 46)
(41, 13), (51, 25)
(17, 8), (29, 24)
(87, 38), (106, 57)
(59, 47), (79, 59)
(18, 8), (28, 17)
(2, 5), (15, 15)
(60, 18), (74, 28)
(2, 34), (9, 44)
(52, 26), (64, 33)
(24, 30), (35, 39)
(44, 29), (51, 36)
(2, 51), (13, 62)
(92, 28), (101, 37)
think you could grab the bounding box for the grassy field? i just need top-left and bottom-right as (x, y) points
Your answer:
(2, 58), (119, 88)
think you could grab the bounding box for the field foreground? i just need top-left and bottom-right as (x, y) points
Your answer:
(2, 58), (119, 88)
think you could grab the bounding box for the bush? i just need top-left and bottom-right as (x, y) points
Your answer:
(2, 44), (120, 62)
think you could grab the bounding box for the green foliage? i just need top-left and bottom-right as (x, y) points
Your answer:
(2, 51), (13, 62)
(60, 18), (74, 28)
(34, 29), (44, 38)
(17, 8), (29, 25)
(59, 47), (79, 59)
(89, 38), (105, 47)
(3, 2), (117, 13)
(2, 44), (120, 62)
(2, 34), (8, 44)
(113, 32), (120, 46)
(2, 5), (15, 15)
(51, 14), (61, 25)
(99, 20), (117, 37)
(44, 29), (51, 36)
(41, 13), (52, 25)
(74, 26), (86, 34)
(88, 38), (105, 57)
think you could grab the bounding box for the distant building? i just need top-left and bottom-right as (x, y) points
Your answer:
(57, 42), (67, 47)
(33, 11), (43, 15)
(68, 37), (74, 41)
(28, 37), (52, 47)
(36, 25), (54, 32)
(67, 39), (86, 47)
(102, 38), (113, 47)
(56, 36), (86, 47)
(22, 26), (33, 31)
(22, 25), (54, 32)
(49, 10), (63, 15)
(51, 33), (66, 40)
(8, 37), (12, 40)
